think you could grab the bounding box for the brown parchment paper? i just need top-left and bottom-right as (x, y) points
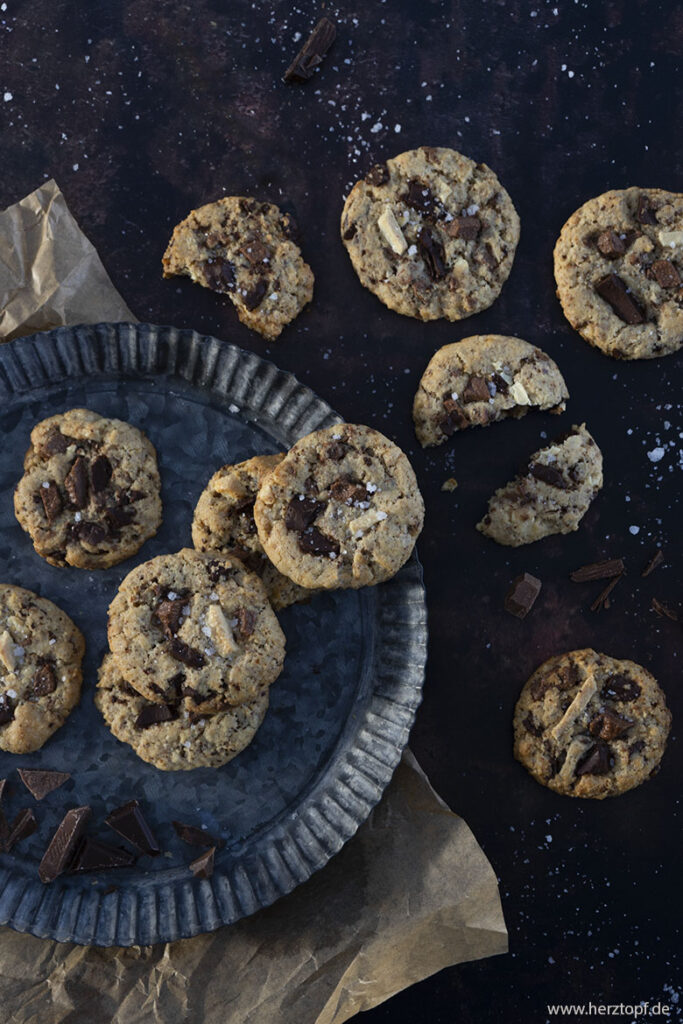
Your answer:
(0, 183), (508, 1023)
(0, 179), (136, 340)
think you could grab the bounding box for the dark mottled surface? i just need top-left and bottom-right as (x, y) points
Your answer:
(1, 0), (681, 1017)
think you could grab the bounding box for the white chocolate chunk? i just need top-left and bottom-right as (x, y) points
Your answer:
(549, 677), (597, 744)
(0, 631), (16, 672)
(659, 229), (683, 248)
(349, 508), (388, 533)
(206, 605), (238, 657)
(508, 380), (531, 405)
(378, 207), (408, 255)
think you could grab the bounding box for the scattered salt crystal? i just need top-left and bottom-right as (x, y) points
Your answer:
(3, 91), (12, 102)
(647, 447), (665, 463)
(629, 525), (640, 535)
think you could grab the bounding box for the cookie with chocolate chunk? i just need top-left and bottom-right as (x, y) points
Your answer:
(14, 408), (162, 570)
(0, 584), (84, 753)
(96, 653), (269, 771)
(253, 424), (424, 589)
(162, 196), (314, 340)
(413, 335), (568, 447)
(554, 188), (683, 359)
(107, 549), (285, 713)
(191, 454), (313, 610)
(514, 649), (671, 798)
(476, 423), (603, 546)
(340, 146), (520, 321)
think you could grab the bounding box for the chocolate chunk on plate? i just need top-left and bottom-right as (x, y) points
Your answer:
(4, 808), (38, 852)
(18, 769), (70, 801)
(504, 573), (542, 619)
(189, 846), (215, 880)
(172, 820), (225, 849)
(105, 799), (160, 856)
(283, 16), (336, 83)
(70, 837), (136, 873)
(39, 805), (91, 882)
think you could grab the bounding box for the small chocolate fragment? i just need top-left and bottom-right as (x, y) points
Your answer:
(329, 477), (368, 505)
(570, 558), (625, 583)
(590, 573), (624, 612)
(417, 226), (446, 280)
(285, 496), (325, 532)
(283, 16), (336, 83)
(636, 193), (657, 225)
(280, 213), (299, 241)
(298, 527), (340, 557)
(239, 238), (269, 265)
(439, 397), (468, 436)
(365, 163), (389, 187)
(39, 482), (63, 524)
(39, 805), (91, 882)
(105, 799), (160, 856)
(342, 223), (357, 241)
(641, 549), (664, 577)
(547, 746), (567, 777)
(326, 440), (350, 461)
(90, 455), (113, 493)
(595, 273), (645, 324)
(445, 215), (481, 240)
(0, 693), (16, 724)
(522, 713), (544, 737)
(629, 739), (645, 757)
(529, 462), (566, 488)
(74, 521), (108, 546)
(402, 179), (436, 217)
(242, 278), (268, 311)
(168, 638), (206, 668)
(70, 837), (136, 873)
(234, 607), (258, 641)
(575, 741), (612, 777)
(41, 429), (69, 456)
(600, 675), (641, 702)
(189, 846), (215, 879)
(103, 504), (136, 531)
(596, 229), (627, 258)
(461, 375), (490, 403)
(134, 703), (178, 729)
(18, 769), (70, 801)
(588, 708), (633, 741)
(172, 820), (225, 849)
(206, 560), (235, 584)
(64, 456), (89, 508)
(504, 573), (542, 619)
(650, 259), (680, 289)
(154, 596), (187, 638)
(31, 660), (57, 697)
(490, 373), (509, 395)
(651, 597), (679, 622)
(4, 808), (38, 852)
(203, 257), (236, 292)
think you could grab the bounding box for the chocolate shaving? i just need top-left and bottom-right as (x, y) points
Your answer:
(285, 496), (325, 532)
(90, 455), (113, 492)
(39, 805), (91, 882)
(283, 16), (336, 82)
(31, 659), (57, 696)
(39, 482), (63, 524)
(105, 800), (160, 856)
(189, 846), (215, 879)
(570, 558), (625, 583)
(18, 769), (70, 800)
(4, 808), (38, 852)
(595, 273), (645, 324)
(64, 456), (89, 508)
(242, 278), (268, 311)
(461, 375), (490, 403)
(445, 215), (481, 240)
(235, 607), (257, 641)
(575, 741), (612, 777)
(641, 549), (664, 577)
(529, 462), (567, 488)
(504, 573), (542, 619)
(172, 820), (225, 849)
(134, 703), (178, 729)
(70, 837), (136, 873)
(590, 573), (624, 612)
(298, 527), (339, 557)
(650, 259), (680, 289)
(417, 226), (446, 280)
(651, 597), (678, 622)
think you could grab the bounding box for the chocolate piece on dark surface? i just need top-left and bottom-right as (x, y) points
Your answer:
(523, 713), (544, 737)
(575, 741), (612, 777)
(39, 481), (63, 524)
(547, 746), (567, 778)
(641, 548), (664, 577)
(41, 429), (69, 456)
(134, 702), (178, 729)
(590, 573), (624, 612)
(365, 163), (389, 187)
(285, 496), (325, 531)
(18, 769), (70, 800)
(154, 596), (186, 638)
(595, 273), (645, 324)
(650, 259), (680, 289)
(329, 477), (368, 505)
(90, 454), (113, 492)
(4, 807), (38, 852)
(529, 462), (566, 488)
(439, 397), (468, 435)
(235, 607), (257, 641)
(189, 846), (215, 879)
(283, 16), (336, 82)
(596, 229), (627, 258)
(504, 573), (542, 619)
(600, 675), (641, 702)
(445, 215), (481, 240)
(242, 278), (268, 311)
(31, 660), (57, 696)
(239, 238), (269, 265)
(64, 456), (89, 508)
(588, 708), (633, 741)
(570, 558), (625, 583)
(651, 597), (679, 622)
(298, 527), (340, 557)
(461, 375), (490, 403)
(402, 179), (436, 217)
(39, 805), (91, 882)
(417, 226), (446, 280)
(636, 193), (658, 224)
(203, 257), (236, 292)
(172, 820), (225, 849)
(105, 799), (160, 856)
(70, 837), (136, 873)
(168, 638), (206, 668)
(0, 693), (16, 724)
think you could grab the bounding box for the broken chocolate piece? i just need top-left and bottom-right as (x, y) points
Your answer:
(239, 238), (270, 265)
(650, 259), (681, 289)
(285, 496), (325, 531)
(105, 799), (160, 856)
(242, 279), (268, 311)
(417, 226), (446, 280)
(74, 521), (108, 546)
(365, 163), (389, 187)
(189, 846), (215, 879)
(570, 558), (625, 583)
(651, 597), (679, 622)
(31, 660), (57, 697)
(326, 440), (350, 461)
(103, 504), (136, 531)
(0, 693), (15, 725)
(298, 527), (340, 557)
(283, 16), (336, 82)
(641, 549), (664, 577)
(206, 560), (235, 584)
(342, 223), (356, 241)
(491, 372), (509, 395)
(629, 739), (645, 757)
(39, 482), (63, 524)
(596, 229), (627, 258)
(168, 639), (206, 668)
(522, 713), (544, 737)
(235, 607), (257, 641)
(41, 429), (69, 456)
(600, 675), (641, 702)
(39, 805), (91, 882)
(529, 462), (566, 488)
(70, 837), (136, 873)
(329, 477), (368, 505)
(402, 179), (436, 217)
(172, 820), (225, 849)
(18, 769), (70, 800)
(134, 703), (178, 729)
(90, 454), (113, 493)
(439, 397), (468, 436)
(595, 273), (645, 324)
(445, 215), (481, 240)
(588, 708), (633, 741)
(203, 257), (236, 292)
(4, 808), (38, 852)
(504, 573), (542, 619)
(461, 375), (490, 403)
(154, 596), (187, 639)
(590, 573), (624, 612)
(637, 193), (658, 225)
(575, 741), (611, 776)
(64, 456), (89, 508)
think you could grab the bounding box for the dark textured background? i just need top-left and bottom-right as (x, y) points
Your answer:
(1, 0), (681, 1019)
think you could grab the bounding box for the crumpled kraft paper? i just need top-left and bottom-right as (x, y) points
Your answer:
(0, 183), (507, 1023)
(0, 179), (136, 340)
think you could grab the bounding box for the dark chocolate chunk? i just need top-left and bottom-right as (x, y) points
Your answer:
(235, 607), (257, 641)
(588, 708), (633, 741)
(417, 226), (446, 280)
(0, 693), (16, 724)
(445, 215), (481, 240)
(103, 504), (136, 531)
(636, 193), (657, 224)
(30, 659), (57, 697)
(18, 769), (70, 800)
(64, 456), (89, 508)
(4, 808), (38, 852)
(298, 527), (340, 557)
(168, 638), (206, 668)
(650, 259), (680, 289)
(134, 703), (179, 729)
(283, 16), (336, 83)
(206, 559), (235, 584)
(203, 257), (236, 292)
(189, 846), (215, 879)
(651, 596), (679, 622)
(39, 805), (91, 882)
(600, 675), (641, 702)
(39, 482), (63, 524)
(547, 746), (567, 777)
(596, 229), (627, 258)
(570, 558), (625, 583)
(342, 223), (357, 241)
(326, 440), (350, 461)
(461, 375), (490, 403)
(491, 372), (509, 395)
(365, 163), (389, 187)
(402, 179), (436, 217)
(523, 713), (544, 737)
(575, 741), (612, 777)
(595, 273), (645, 324)
(329, 476), (368, 505)
(239, 238), (270, 265)
(641, 549), (664, 577)
(75, 521), (108, 546)
(590, 573), (624, 612)
(90, 455), (113, 493)
(285, 496), (326, 532)
(105, 799), (160, 856)
(242, 278), (268, 311)
(439, 397), (468, 436)
(172, 820), (225, 849)
(529, 462), (567, 488)
(504, 573), (542, 619)
(154, 596), (187, 639)
(629, 739), (645, 757)
(70, 837), (136, 873)
(41, 429), (69, 456)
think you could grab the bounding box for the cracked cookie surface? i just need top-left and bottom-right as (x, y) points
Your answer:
(476, 423), (603, 546)
(107, 549), (286, 713)
(0, 584), (85, 754)
(162, 196), (314, 340)
(254, 424), (424, 589)
(13, 408), (162, 570)
(341, 146), (520, 321)
(514, 649), (671, 798)
(554, 187), (683, 359)
(413, 334), (568, 447)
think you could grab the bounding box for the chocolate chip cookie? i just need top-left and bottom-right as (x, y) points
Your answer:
(341, 146), (520, 321)
(96, 653), (269, 771)
(554, 187), (683, 359)
(162, 196), (314, 340)
(107, 549), (286, 712)
(253, 424), (424, 589)
(413, 335), (568, 447)
(476, 423), (603, 546)
(0, 584), (85, 754)
(191, 454), (312, 610)
(14, 408), (162, 570)
(514, 649), (672, 798)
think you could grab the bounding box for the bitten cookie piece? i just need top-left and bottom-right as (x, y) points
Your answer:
(14, 408), (162, 570)
(0, 584), (85, 754)
(162, 196), (314, 340)
(107, 549), (286, 713)
(554, 187), (683, 359)
(341, 146), (520, 321)
(96, 654), (269, 771)
(191, 454), (313, 610)
(413, 335), (568, 447)
(476, 424), (603, 546)
(514, 649), (671, 798)
(254, 424), (424, 589)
